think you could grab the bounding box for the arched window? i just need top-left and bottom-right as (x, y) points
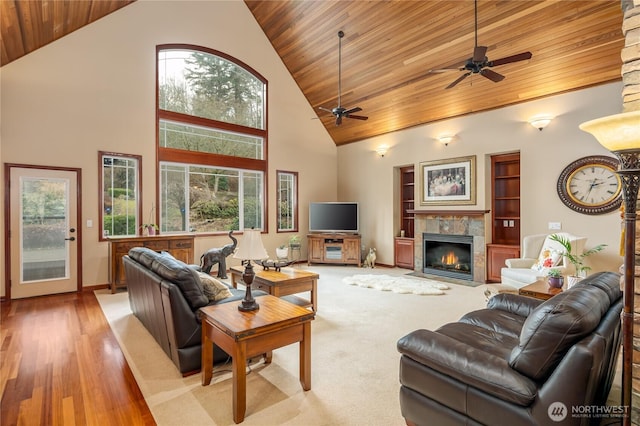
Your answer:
(157, 45), (267, 233)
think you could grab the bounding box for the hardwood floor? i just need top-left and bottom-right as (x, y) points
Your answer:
(1, 291), (155, 425)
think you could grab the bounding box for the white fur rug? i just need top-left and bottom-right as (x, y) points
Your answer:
(342, 274), (450, 295)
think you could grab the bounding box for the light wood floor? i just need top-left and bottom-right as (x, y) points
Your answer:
(1, 291), (155, 425)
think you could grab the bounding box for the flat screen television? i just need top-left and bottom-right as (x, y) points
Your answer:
(309, 202), (359, 234)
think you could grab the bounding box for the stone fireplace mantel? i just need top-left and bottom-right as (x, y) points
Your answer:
(408, 209), (490, 217)
(412, 211), (488, 283)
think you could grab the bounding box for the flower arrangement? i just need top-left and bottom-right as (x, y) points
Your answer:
(141, 204), (159, 236)
(548, 234), (606, 278)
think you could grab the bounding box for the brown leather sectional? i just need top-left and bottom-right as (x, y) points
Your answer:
(398, 271), (622, 425)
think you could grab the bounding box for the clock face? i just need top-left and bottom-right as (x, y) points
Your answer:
(557, 156), (622, 215)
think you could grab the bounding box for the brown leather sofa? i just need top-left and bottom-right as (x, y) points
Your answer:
(397, 271), (622, 426)
(123, 247), (264, 375)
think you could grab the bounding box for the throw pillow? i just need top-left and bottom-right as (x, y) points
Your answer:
(197, 272), (233, 302)
(531, 247), (562, 272)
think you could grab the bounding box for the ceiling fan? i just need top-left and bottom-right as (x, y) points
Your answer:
(429, 0), (532, 89)
(319, 31), (368, 126)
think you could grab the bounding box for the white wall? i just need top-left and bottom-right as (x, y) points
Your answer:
(338, 82), (625, 274)
(0, 0), (337, 297)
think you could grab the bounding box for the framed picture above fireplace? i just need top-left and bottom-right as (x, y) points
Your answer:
(420, 155), (476, 205)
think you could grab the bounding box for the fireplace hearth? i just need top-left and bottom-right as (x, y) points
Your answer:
(423, 233), (473, 280)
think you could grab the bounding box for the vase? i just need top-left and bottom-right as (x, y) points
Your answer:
(276, 247), (289, 259)
(548, 276), (564, 288)
(147, 226), (156, 236)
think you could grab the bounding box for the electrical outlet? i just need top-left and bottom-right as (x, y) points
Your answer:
(87, 219), (93, 228)
(549, 222), (562, 230)
(508, 220), (514, 227)
(503, 220), (509, 227)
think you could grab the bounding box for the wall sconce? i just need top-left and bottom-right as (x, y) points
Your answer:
(439, 136), (454, 146)
(376, 145), (388, 157)
(528, 116), (553, 131)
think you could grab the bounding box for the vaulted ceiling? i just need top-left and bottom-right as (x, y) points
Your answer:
(1, 1), (625, 146)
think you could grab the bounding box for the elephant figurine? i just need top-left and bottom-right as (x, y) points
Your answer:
(200, 231), (237, 279)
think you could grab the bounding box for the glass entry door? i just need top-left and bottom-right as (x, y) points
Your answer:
(9, 167), (79, 299)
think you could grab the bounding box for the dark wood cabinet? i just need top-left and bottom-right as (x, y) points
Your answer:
(108, 234), (195, 293)
(487, 153), (521, 282)
(394, 237), (414, 269)
(307, 234), (361, 266)
(486, 244), (520, 282)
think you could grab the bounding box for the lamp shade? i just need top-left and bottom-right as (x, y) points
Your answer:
(233, 229), (268, 260)
(579, 111), (640, 152)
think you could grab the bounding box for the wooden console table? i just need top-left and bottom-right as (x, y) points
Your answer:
(108, 234), (195, 293)
(201, 295), (314, 423)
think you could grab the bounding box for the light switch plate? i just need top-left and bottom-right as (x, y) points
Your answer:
(549, 222), (561, 230)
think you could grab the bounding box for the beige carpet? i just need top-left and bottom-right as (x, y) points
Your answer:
(96, 265), (602, 425)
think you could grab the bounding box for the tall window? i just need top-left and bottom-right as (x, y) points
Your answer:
(277, 170), (298, 232)
(99, 152), (141, 240)
(157, 44), (267, 233)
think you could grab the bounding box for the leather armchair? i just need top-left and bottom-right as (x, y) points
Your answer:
(398, 271), (622, 426)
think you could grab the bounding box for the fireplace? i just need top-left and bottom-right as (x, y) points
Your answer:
(423, 233), (473, 280)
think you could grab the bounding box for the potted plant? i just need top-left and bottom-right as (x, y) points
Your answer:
(141, 223), (159, 236)
(276, 244), (289, 259)
(548, 234), (606, 287)
(141, 204), (159, 236)
(289, 234), (301, 249)
(547, 268), (564, 288)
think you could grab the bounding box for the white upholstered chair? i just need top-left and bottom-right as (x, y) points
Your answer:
(502, 232), (587, 288)
(484, 233), (587, 300)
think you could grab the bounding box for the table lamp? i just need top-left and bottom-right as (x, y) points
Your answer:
(579, 110), (640, 425)
(233, 229), (268, 311)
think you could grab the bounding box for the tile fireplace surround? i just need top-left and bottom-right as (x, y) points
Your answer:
(411, 210), (488, 283)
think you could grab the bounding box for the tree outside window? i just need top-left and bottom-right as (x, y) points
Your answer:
(157, 45), (267, 233)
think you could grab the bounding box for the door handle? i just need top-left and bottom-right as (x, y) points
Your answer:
(65, 237), (76, 241)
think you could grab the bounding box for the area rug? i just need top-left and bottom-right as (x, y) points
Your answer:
(342, 274), (449, 295)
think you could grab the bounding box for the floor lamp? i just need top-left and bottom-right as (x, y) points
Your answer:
(580, 110), (640, 425)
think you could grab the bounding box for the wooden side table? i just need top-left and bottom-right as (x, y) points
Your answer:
(518, 279), (565, 300)
(229, 265), (319, 311)
(200, 295), (315, 423)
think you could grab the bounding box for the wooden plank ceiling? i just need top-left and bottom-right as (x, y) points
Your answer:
(246, 0), (625, 145)
(1, 0), (135, 67)
(1, 1), (624, 146)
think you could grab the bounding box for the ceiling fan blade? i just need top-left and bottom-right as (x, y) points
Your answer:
(473, 46), (487, 63)
(480, 68), (505, 82)
(489, 51), (532, 67)
(336, 115), (343, 126)
(346, 114), (368, 121)
(445, 72), (471, 89)
(344, 106), (362, 115)
(319, 106), (333, 113)
(428, 68), (462, 74)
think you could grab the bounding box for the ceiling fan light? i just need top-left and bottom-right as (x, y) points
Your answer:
(529, 116), (553, 131)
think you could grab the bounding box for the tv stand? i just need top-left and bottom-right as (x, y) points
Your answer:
(308, 233), (361, 267)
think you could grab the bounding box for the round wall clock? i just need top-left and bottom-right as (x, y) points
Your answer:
(557, 155), (622, 215)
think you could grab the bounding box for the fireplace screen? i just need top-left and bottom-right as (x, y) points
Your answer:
(423, 233), (473, 280)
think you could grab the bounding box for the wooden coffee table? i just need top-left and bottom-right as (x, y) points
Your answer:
(229, 265), (319, 312)
(518, 279), (565, 300)
(200, 295), (315, 424)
